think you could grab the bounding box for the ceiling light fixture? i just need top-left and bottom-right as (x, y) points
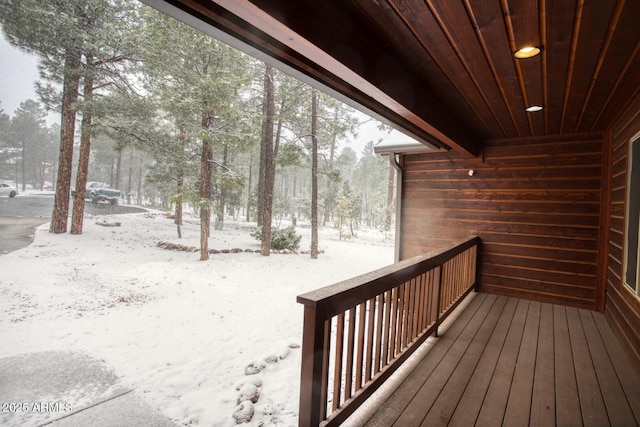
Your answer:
(514, 46), (541, 59)
(526, 105), (543, 112)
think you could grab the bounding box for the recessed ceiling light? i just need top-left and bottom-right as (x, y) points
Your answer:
(514, 46), (541, 59)
(526, 105), (543, 112)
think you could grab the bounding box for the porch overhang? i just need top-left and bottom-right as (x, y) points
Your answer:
(141, 0), (479, 157)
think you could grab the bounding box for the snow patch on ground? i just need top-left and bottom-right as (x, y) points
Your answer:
(0, 213), (394, 426)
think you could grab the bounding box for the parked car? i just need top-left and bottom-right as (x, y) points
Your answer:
(72, 182), (120, 205)
(0, 182), (18, 198)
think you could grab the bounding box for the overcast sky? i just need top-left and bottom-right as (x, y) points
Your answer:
(0, 34), (413, 155)
(0, 36), (43, 117)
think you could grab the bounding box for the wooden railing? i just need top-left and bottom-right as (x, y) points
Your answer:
(297, 235), (480, 426)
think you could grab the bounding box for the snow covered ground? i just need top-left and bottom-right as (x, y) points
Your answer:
(0, 211), (395, 426)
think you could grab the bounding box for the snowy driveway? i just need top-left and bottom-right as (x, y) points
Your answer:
(0, 351), (176, 427)
(0, 194), (146, 218)
(0, 217), (47, 254)
(0, 195), (147, 254)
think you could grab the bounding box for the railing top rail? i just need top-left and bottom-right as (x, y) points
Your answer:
(297, 235), (479, 317)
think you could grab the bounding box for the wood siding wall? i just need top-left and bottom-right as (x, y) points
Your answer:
(399, 133), (608, 310)
(607, 90), (640, 373)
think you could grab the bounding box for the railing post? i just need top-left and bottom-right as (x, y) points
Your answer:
(299, 305), (330, 426)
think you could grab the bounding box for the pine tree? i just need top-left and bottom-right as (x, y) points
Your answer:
(0, 104), (11, 177)
(140, 7), (250, 260)
(336, 182), (360, 240)
(8, 100), (48, 190)
(0, 0), (141, 233)
(258, 64), (276, 256)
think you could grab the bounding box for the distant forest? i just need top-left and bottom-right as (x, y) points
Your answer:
(0, 0), (396, 258)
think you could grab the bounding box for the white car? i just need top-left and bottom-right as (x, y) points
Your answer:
(0, 182), (18, 198)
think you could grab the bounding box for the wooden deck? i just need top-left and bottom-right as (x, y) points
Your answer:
(363, 293), (640, 427)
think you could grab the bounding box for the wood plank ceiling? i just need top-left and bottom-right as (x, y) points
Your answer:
(152, 0), (640, 157)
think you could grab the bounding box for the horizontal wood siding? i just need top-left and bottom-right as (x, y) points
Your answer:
(606, 90), (640, 374)
(400, 133), (607, 309)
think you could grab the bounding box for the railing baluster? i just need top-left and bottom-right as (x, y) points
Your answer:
(411, 276), (421, 342)
(449, 259), (454, 303)
(419, 272), (428, 332)
(402, 280), (411, 348)
(446, 259), (453, 306)
(345, 307), (356, 400)
(396, 283), (405, 353)
(440, 263), (447, 313)
(389, 286), (399, 360)
(428, 269), (437, 326)
(355, 302), (366, 391)
(435, 265), (442, 337)
(382, 290), (392, 367)
(365, 297), (375, 382)
(332, 313), (344, 412)
(407, 278), (414, 342)
(472, 247), (477, 286)
(452, 255), (459, 299)
(374, 293), (384, 374)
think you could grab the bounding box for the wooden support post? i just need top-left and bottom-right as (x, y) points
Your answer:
(299, 305), (330, 426)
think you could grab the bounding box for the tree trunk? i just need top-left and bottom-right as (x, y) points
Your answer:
(110, 157), (115, 188)
(256, 85), (268, 227)
(216, 141), (228, 231)
(175, 127), (185, 237)
(259, 64), (275, 256)
(246, 150), (253, 222)
(311, 89), (319, 259)
(115, 150), (122, 190)
(274, 98), (284, 159)
(198, 97), (215, 260)
(21, 142), (26, 191)
(136, 158), (142, 205)
(323, 109), (339, 226)
(71, 73), (94, 235)
(50, 48), (81, 234)
(127, 149), (133, 205)
(176, 171), (183, 239)
(200, 128), (213, 260)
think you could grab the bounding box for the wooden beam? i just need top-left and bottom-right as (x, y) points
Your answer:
(144, 0), (480, 157)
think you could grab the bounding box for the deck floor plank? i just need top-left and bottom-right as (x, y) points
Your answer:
(393, 294), (498, 426)
(419, 295), (508, 426)
(364, 293), (489, 427)
(593, 313), (640, 424)
(503, 301), (541, 427)
(530, 303), (556, 426)
(447, 297), (519, 427)
(362, 294), (640, 427)
(553, 304), (582, 427)
(566, 307), (610, 427)
(474, 298), (530, 427)
(579, 309), (637, 426)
